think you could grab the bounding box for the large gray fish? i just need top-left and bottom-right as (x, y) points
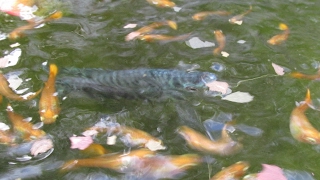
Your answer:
(56, 68), (217, 100)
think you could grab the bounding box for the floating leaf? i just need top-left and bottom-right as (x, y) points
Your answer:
(222, 91), (254, 103)
(0, 48), (22, 68)
(123, 23), (137, 29)
(185, 37), (215, 49)
(272, 63), (285, 75)
(206, 81), (230, 95)
(145, 139), (166, 151)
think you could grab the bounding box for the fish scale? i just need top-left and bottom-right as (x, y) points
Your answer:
(57, 68), (216, 99)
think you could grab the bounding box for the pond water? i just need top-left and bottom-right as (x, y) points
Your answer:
(0, 0), (320, 179)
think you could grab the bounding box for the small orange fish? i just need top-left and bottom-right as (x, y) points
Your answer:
(192, 11), (231, 21)
(61, 148), (155, 171)
(290, 89), (320, 144)
(177, 124), (242, 156)
(7, 104), (46, 141)
(290, 71), (320, 80)
(0, 73), (41, 101)
(9, 11), (63, 40)
(39, 64), (60, 124)
(211, 161), (250, 180)
(139, 34), (190, 42)
(89, 125), (164, 149)
(125, 20), (177, 41)
(229, 5), (252, 25)
(146, 0), (176, 8)
(213, 30), (226, 56)
(267, 23), (289, 45)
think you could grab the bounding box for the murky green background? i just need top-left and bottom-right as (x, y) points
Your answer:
(1, 0), (320, 179)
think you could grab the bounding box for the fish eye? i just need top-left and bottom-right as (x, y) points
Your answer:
(306, 137), (317, 144)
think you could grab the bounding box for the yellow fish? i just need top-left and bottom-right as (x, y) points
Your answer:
(39, 64), (60, 124)
(146, 0), (175, 8)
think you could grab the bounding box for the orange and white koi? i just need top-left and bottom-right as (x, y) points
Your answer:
(39, 64), (60, 124)
(88, 125), (164, 149)
(125, 20), (177, 41)
(229, 5), (252, 25)
(267, 23), (289, 45)
(9, 11), (63, 40)
(211, 161), (250, 180)
(290, 89), (320, 144)
(177, 124), (242, 156)
(138, 34), (190, 42)
(61, 148), (156, 171)
(213, 30), (226, 56)
(7, 104), (46, 141)
(146, 0), (175, 8)
(192, 11), (231, 21)
(290, 70), (320, 80)
(0, 73), (41, 101)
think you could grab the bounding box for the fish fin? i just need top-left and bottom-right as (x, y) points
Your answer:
(305, 89), (311, 105)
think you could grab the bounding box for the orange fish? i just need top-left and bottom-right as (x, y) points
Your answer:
(125, 20), (177, 41)
(290, 70), (320, 80)
(39, 64), (60, 124)
(290, 89), (320, 144)
(9, 11), (63, 40)
(0, 73), (41, 101)
(61, 148), (155, 171)
(146, 0), (175, 8)
(211, 161), (250, 180)
(168, 154), (203, 170)
(267, 23), (289, 45)
(192, 11), (231, 21)
(177, 124), (242, 156)
(7, 104), (46, 141)
(229, 5), (252, 25)
(213, 30), (226, 56)
(88, 125), (164, 149)
(139, 34), (190, 42)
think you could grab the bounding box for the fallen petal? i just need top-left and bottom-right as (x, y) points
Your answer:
(222, 91), (254, 103)
(70, 136), (93, 150)
(271, 63), (285, 75)
(257, 164), (287, 180)
(206, 81), (230, 95)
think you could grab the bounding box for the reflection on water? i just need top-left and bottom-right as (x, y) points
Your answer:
(0, 0), (320, 179)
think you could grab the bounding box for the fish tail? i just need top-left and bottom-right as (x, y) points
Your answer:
(50, 64), (58, 77)
(167, 20), (177, 30)
(279, 23), (288, 31)
(305, 89), (311, 105)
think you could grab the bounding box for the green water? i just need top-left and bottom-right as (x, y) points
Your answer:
(1, 0), (320, 179)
